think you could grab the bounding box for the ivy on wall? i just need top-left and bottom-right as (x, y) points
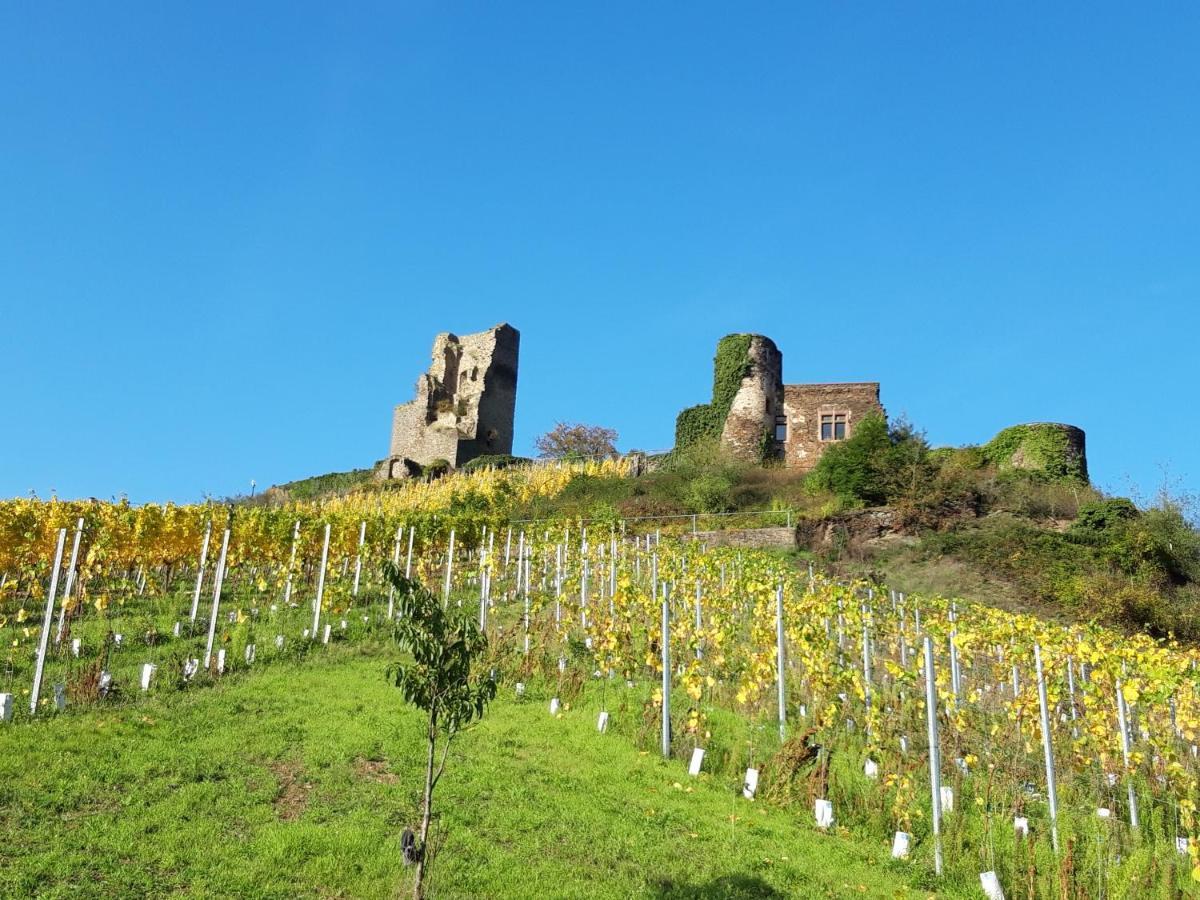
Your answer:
(673, 333), (754, 449)
(981, 424), (1088, 482)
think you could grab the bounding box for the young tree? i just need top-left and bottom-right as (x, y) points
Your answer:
(385, 564), (496, 900)
(534, 422), (619, 460)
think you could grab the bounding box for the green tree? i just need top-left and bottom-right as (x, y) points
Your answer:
(535, 422), (620, 459)
(807, 413), (893, 506)
(385, 565), (496, 900)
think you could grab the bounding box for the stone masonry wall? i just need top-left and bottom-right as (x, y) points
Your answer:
(781, 382), (884, 472)
(719, 335), (783, 461)
(385, 323), (519, 471)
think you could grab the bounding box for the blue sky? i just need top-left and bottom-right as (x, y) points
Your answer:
(2, 3), (1198, 504)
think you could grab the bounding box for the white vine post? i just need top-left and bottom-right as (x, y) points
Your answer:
(694, 583), (703, 661)
(862, 618), (872, 733)
(609, 537), (617, 602)
(1034, 644), (1060, 852)
(189, 520), (213, 622)
(53, 517), (85, 645)
(1115, 678), (1140, 830)
(283, 520), (300, 606)
(515, 532), (525, 594)
(386, 525), (403, 620)
(311, 523), (330, 637)
(442, 528), (455, 606)
(351, 520), (366, 597)
(775, 585), (787, 739)
(554, 543), (563, 624)
(478, 548), (489, 631)
(1066, 656), (1079, 738)
(30, 528), (67, 715)
(203, 528), (231, 669)
(580, 558), (589, 628)
(948, 604), (961, 706)
(523, 552), (531, 611)
(523, 571), (531, 654)
(923, 636), (944, 876)
(661, 582), (671, 759)
(404, 526), (415, 580)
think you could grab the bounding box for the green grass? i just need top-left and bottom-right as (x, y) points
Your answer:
(0, 645), (963, 899)
(261, 468), (376, 502)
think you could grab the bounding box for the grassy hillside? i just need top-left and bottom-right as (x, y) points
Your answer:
(0, 645), (960, 900)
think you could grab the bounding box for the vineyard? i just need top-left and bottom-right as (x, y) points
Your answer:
(3, 463), (1200, 898)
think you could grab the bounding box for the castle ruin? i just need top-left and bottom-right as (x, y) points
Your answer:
(676, 333), (1086, 479)
(376, 323), (519, 478)
(676, 333), (885, 471)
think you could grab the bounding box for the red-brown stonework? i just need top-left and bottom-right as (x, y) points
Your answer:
(781, 382), (885, 472)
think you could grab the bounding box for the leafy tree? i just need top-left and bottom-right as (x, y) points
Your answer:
(534, 422), (619, 460)
(806, 413), (893, 506)
(806, 413), (938, 509)
(385, 565), (496, 900)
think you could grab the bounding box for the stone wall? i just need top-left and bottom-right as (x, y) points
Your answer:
(781, 382), (885, 472)
(683, 526), (796, 549)
(719, 335), (783, 461)
(383, 323), (519, 473)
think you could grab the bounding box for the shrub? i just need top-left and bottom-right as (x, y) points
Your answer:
(1072, 497), (1139, 535)
(684, 472), (736, 514)
(423, 459), (451, 480)
(805, 413), (898, 507)
(460, 454), (529, 473)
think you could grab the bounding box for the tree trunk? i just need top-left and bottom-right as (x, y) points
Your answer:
(414, 717), (437, 900)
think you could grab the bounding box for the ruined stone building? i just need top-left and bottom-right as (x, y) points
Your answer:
(376, 324), (519, 478)
(677, 333), (1088, 479)
(676, 333), (885, 471)
(371, 324), (1084, 485)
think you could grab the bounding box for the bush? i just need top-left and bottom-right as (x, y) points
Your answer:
(460, 454), (529, 473)
(1072, 497), (1139, 535)
(992, 477), (1092, 521)
(423, 459), (451, 480)
(806, 413), (924, 507)
(684, 472), (736, 514)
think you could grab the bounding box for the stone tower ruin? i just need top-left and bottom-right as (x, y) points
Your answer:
(376, 323), (519, 478)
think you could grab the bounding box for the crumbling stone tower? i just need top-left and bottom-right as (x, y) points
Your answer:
(377, 323), (519, 477)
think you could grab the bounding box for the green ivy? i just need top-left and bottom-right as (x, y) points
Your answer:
(981, 424), (1088, 482)
(673, 333), (754, 449)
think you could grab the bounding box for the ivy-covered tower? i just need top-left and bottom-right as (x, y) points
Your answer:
(674, 334), (784, 462)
